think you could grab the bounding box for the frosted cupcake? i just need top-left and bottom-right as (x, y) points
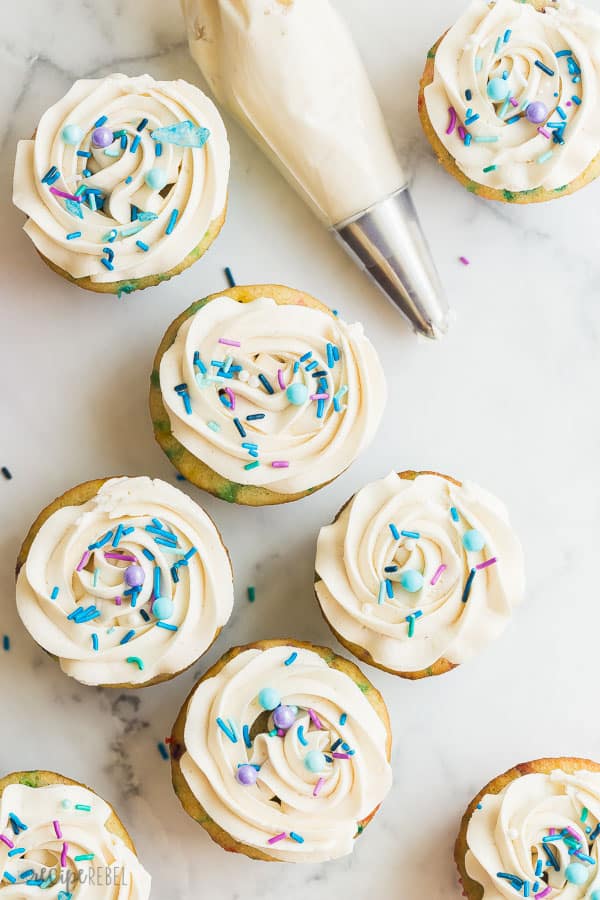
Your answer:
(456, 757), (600, 899)
(13, 73), (229, 294)
(151, 284), (387, 506)
(0, 770), (151, 896)
(170, 639), (393, 862)
(16, 476), (233, 688)
(315, 470), (525, 679)
(418, 0), (600, 203)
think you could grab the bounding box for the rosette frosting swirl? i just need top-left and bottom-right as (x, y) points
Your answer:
(466, 767), (600, 898)
(315, 472), (525, 673)
(0, 782), (150, 897)
(13, 73), (229, 283)
(158, 295), (387, 494)
(178, 645), (392, 862)
(424, 0), (600, 192)
(16, 477), (233, 686)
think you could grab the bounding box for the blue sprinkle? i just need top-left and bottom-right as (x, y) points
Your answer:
(156, 622), (178, 631)
(465, 89), (472, 101)
(461, 568), (477, 603)
(389, 523), (400, 540)
(465, 113), (480, 126)
(243, 724), (252, 748)
(504, 29), (511, 43)
(76, 150), (91, 158)
(297, 725), (308, 746)
(166, 209), (179, 235)
(385, 579), (394, 599)
(339, 713), (347, 726)
(142, 548), (155, 562)
(300, 351), (312, 362)
(91, 633), (99, 652)
(155, 142), (162, 157)
(224, 266), (236, 287)
(535, 60), (555, 77)
(316, 399), (325, 418)
(120, 630), (135, 645)
(94, 115), (108, 127)
(51, 586), (59, 600)
(2, 636), (9, 652)
(130, 135), (141, 153)
(305, 360), (318, 372)
(157, 742), (169, 760)
(137, 117), (148, 132)
(401, 530), (420, 539)
(233, 417), (247, 438)
(120, 134), (128, 150)
(88, 530), (113, 550)
(572, 95), (582, 105)
(3, 873), (16, 884)
(506, 115), (521, 125)
(136, 240), (149, 252)
(284, 651), (298, 666)
(82, 168), (92, 177)
(450, 507), (459, 522)
(290, 832), (304, 844)
(139, 609), (150, 622)
(556, 49), (573, 57)
(258, 374), (274, 395)
(125, 176), (133, 184)
(384, 565), (398, 573)
(216, 717), (238, 743)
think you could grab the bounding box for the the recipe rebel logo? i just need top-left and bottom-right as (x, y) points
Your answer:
(37, 866), (129, 889)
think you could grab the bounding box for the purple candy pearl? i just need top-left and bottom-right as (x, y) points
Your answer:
(124, 565), (145, 587)
(273, 705), (296, 730)
(92, 126), (114, 148)
(237, 765), (258, 786)
(526, 101), (548, 125)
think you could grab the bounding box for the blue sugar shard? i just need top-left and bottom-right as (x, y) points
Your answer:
(65, 199), (83, 219)
(136, 211), (158, 222)
(151, 120), (210, 149)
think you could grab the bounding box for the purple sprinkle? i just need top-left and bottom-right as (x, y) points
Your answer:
(218, 338), (241, 347)
(308, 708), (323, 730)
(268, 833), (287, 845)
(458, 126), (467, 140)
(53, 820), (62, 839)
(476, 557), (498, 570)
(0, 835), (15, 849)
(225, 388), (236, 410)
(277, 369), (286, 390)
(104, 553), (136, 562)
(332, 752), (351, 759)
(76, 550), (91, 572)
(431, 564), (447, 585)
(115, 596), (122, 606)
(313, 777), (325, 797)
(49, 187), (82, 202)
(310, 393), (329, 401)
(271, 461), (289, 468)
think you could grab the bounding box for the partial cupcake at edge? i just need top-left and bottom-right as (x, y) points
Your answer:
(314, 470), (525, 679)
(0, 770), (151, 896)
(15, 476), (233, 688)
(418, 0), (600, 203)
(456, 757), (600, 899)
(169, 639), (393, 862)
(150, 284), (387, 506)
(12, 72), (229, 294)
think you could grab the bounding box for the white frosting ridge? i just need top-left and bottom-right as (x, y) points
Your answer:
(466, 767), (600, 898)
(13, 74), (229, 283)
(16, 476), (234, 686)
(182, 0), (406, 225)
(424, 0), (600, 193)
(315, 472), (525, 673)
(179, 645), (393, 862)
(0, 782), (151, 896)
(158, 295), (387, 495)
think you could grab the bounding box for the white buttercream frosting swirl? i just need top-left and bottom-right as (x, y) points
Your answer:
(179, 644), (392, 862)
(424, 0), (600, 193)
(315, 472), (525, 673)
(158, 295), (387, 495)
(16, 476), (233, 686)
(13, 73), (229, 283)
(466, 766), (600, 898)
(0, 781), (151, 896)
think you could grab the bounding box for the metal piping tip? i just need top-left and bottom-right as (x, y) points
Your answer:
(334, 186), (449, 339)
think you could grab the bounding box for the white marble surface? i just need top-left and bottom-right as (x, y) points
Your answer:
(2, 0), (600, 896)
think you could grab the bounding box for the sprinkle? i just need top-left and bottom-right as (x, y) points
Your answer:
(74, 854), (94, 862)
(120, 630), (135, 645)
(244, 461), (260, 471)
(60, 843), (68, 868)
(0, 836), (14, 849)
(268, 833), (287, 845)
(42, 165), (60, 184)
(75, 804), (91, 812)
(1, 467), (12, 480)
(224, 266), (236, 287)
(233, 417), (246, 437)
(473, 136), (499, 143)
(431, 564), (447, 585)
(219, 337), (241, 348)
(247, 586), (256, 603)
(465, 113), (480, 126)
(537, 150), (554, 164)
(3, 873), (16, 884)
(504, 29), (511, 42)
(136, 240), (149, 252)
(166, 209), (179, 235)
(207, 420), (221, 432)
(91, 633), (99, 652)
(258, 373), (275, 395)
(464, 134), (472, 147)
(589, 824), (600, 841)
(126, 656), (144, 670)
(385, 579), (394, 599)
(389, 523), (400, 540)
(308, 708), (323, 729)
(401, 530), (420, 540)
(277, 369), (286, 390)
(446, 107), (457, 135)
(535, 859), (543, 877)
(66, 231), (82, 241)
(142, 549), (155, 561)
(311, 393), (329, 401)
(462, 568), (477, 603)
(450, 507), (459, 522)
(494, 35), (502, 54)
(556, 106), (567, 120)
(216, 717), (238, 743)
(284, 651), (298, 666)
(53, 820), (62, 839)
(535, 60), (555, 77)
(475, 57), (483, 73)
(476, 557), (497, 570)
(406, 615), (416, 638)
(542, 844), (559, 870)
(49, 187), (82, 202)
(136, 117), (148, 133)
(272, 461), (289, 468)
(538, 127), (551, 139)
(7, 848), (24, 858)
(243, 725), (252, 748)
(378, 582), (386, 605)
(313, 777), (325, 797)
(332, 752), (351, 760)
(506, 115), (521, 125)
(458, 126), (466, 141)
(76, 550), (90, 571)
(535, 888), (552, 900)
(246, 413), (265, 421)
(459, 257), (470, 267)
(483, 165), (498, 173)
(290, 832), (304, 843)
(158, 742), (169, 760)
(556, 49), (573, 57)
(104, 552), (136, 562)
(572, 95), (582, 105)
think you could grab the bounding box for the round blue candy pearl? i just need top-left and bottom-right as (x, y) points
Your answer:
(304, 750), (326, 773)
(91, 126), (114, 148)
(152, 596), (174, 620)
(236, 764), (258, 786)
(487, 78), (509, 101)
(145, 167), (168, 190)
(273, 705), (296, 730)
(462, 529), (486, 552)
(62, 124), (84, 146)
(400, 569), (424, 593)
(565, 863), (588, 885)
(590, 891), (600, 900)
(526, 101), (548, 124)
(124, 565), (145, 587)
(286, 383), (308, 406)
(258, 687), (280, 711)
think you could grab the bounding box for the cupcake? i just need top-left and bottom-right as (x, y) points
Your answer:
(13, 73), (229, 294)
(315, 470), (525, 679)
(170, 639), (393, 862)
(16, 476), (233, 688)
(418, 0), (600, 203)
(150, 284), (387, 506)
(0, 769), (151, 895)
(456, 757), (600, 899)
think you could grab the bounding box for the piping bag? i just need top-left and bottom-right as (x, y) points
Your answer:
(181, 0), (449, 338)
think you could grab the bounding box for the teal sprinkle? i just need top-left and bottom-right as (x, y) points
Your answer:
(339, 713), (347, 726)
(297, 725), (308, 747)
(290, 832), (304, 843)
(537, 150), (554, 164)
(474, 57), (483, 73)
(483, 165), (497, 173)
(284, 651), (298, 666)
